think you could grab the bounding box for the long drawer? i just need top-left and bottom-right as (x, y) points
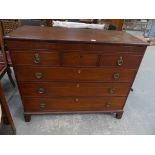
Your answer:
(15, 66), (136, 82)
(23, 97), (126, 112)
(18, 82), (131, 97)
(7, 40), (145, 53)
(11, 51), (143, 68)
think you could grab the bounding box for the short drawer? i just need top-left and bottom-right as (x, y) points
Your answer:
(18, 82), (131, 97)
(11, 51), (60, 66)
(23, 97), (126, 112)
(100, 53), (143, 69)
(63, 52), (98, 66)
(15, 66), (136, 82)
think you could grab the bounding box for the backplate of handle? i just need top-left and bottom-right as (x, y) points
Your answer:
(113, 73), (120, 80)
(40, 102), (47, 108)
(37, 87), (45, 94)
(34, 53), (41, 64)
(117, 56), (123, 66)
(109, 88), (117, 94)
(105, 102), (112, 108)
(35, 72), (43, 79)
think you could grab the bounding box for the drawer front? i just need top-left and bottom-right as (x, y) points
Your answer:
(23, 97), (126, 112)
(63, 52), (98, 66)
(11, 51), (60, 66)
(18, 82), (131, 97)
(7, 40), (145, 54)
(11, 51), (143, 68)
(15, 66), (136, 82)
(100, 53), (143, 68)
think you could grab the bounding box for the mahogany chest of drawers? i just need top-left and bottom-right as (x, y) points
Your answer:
(4, 26), (148, 122)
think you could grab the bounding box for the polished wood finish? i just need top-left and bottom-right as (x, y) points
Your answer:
(15, 67), (136, 82)
(11, 51), (143, 69)
(5, 26), (147, 45)
(11, 51), (60, 66)
(23, 97), (126, 112)
(4, 26), (148, 122)
(18, 82), (131, 97)
(6, 40), (146, 52)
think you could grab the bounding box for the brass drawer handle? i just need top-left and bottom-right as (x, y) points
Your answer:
(75, 98), (79, 102)
(34, 53), (41, 64)
(117, 56), (123, 66)
(35, 72), (43, 79)
(109, 88), (117, 94)
(40, 102), (47, 108)
(105, 102), (111, 108)
(37, 87), (45, 94)
(113, 73), (120, 80)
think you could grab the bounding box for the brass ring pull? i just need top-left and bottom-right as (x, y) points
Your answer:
(34, 53), (41, 64)
(105, 102), (111, 108)
(117, 56), (123, 66)
(35, 72), (43, 79)
(40, 102), (47, 108)
(37, 87), (45, 94)
(113, 73), (120, 80)
(109, 88), (116, 94)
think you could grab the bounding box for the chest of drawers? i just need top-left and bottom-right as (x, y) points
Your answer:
(5, 26), (148, 122)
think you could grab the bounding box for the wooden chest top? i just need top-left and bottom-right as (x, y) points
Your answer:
(4, 26), (148, 46)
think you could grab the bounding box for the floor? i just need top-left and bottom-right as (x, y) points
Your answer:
(1, 32), (155, 135)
